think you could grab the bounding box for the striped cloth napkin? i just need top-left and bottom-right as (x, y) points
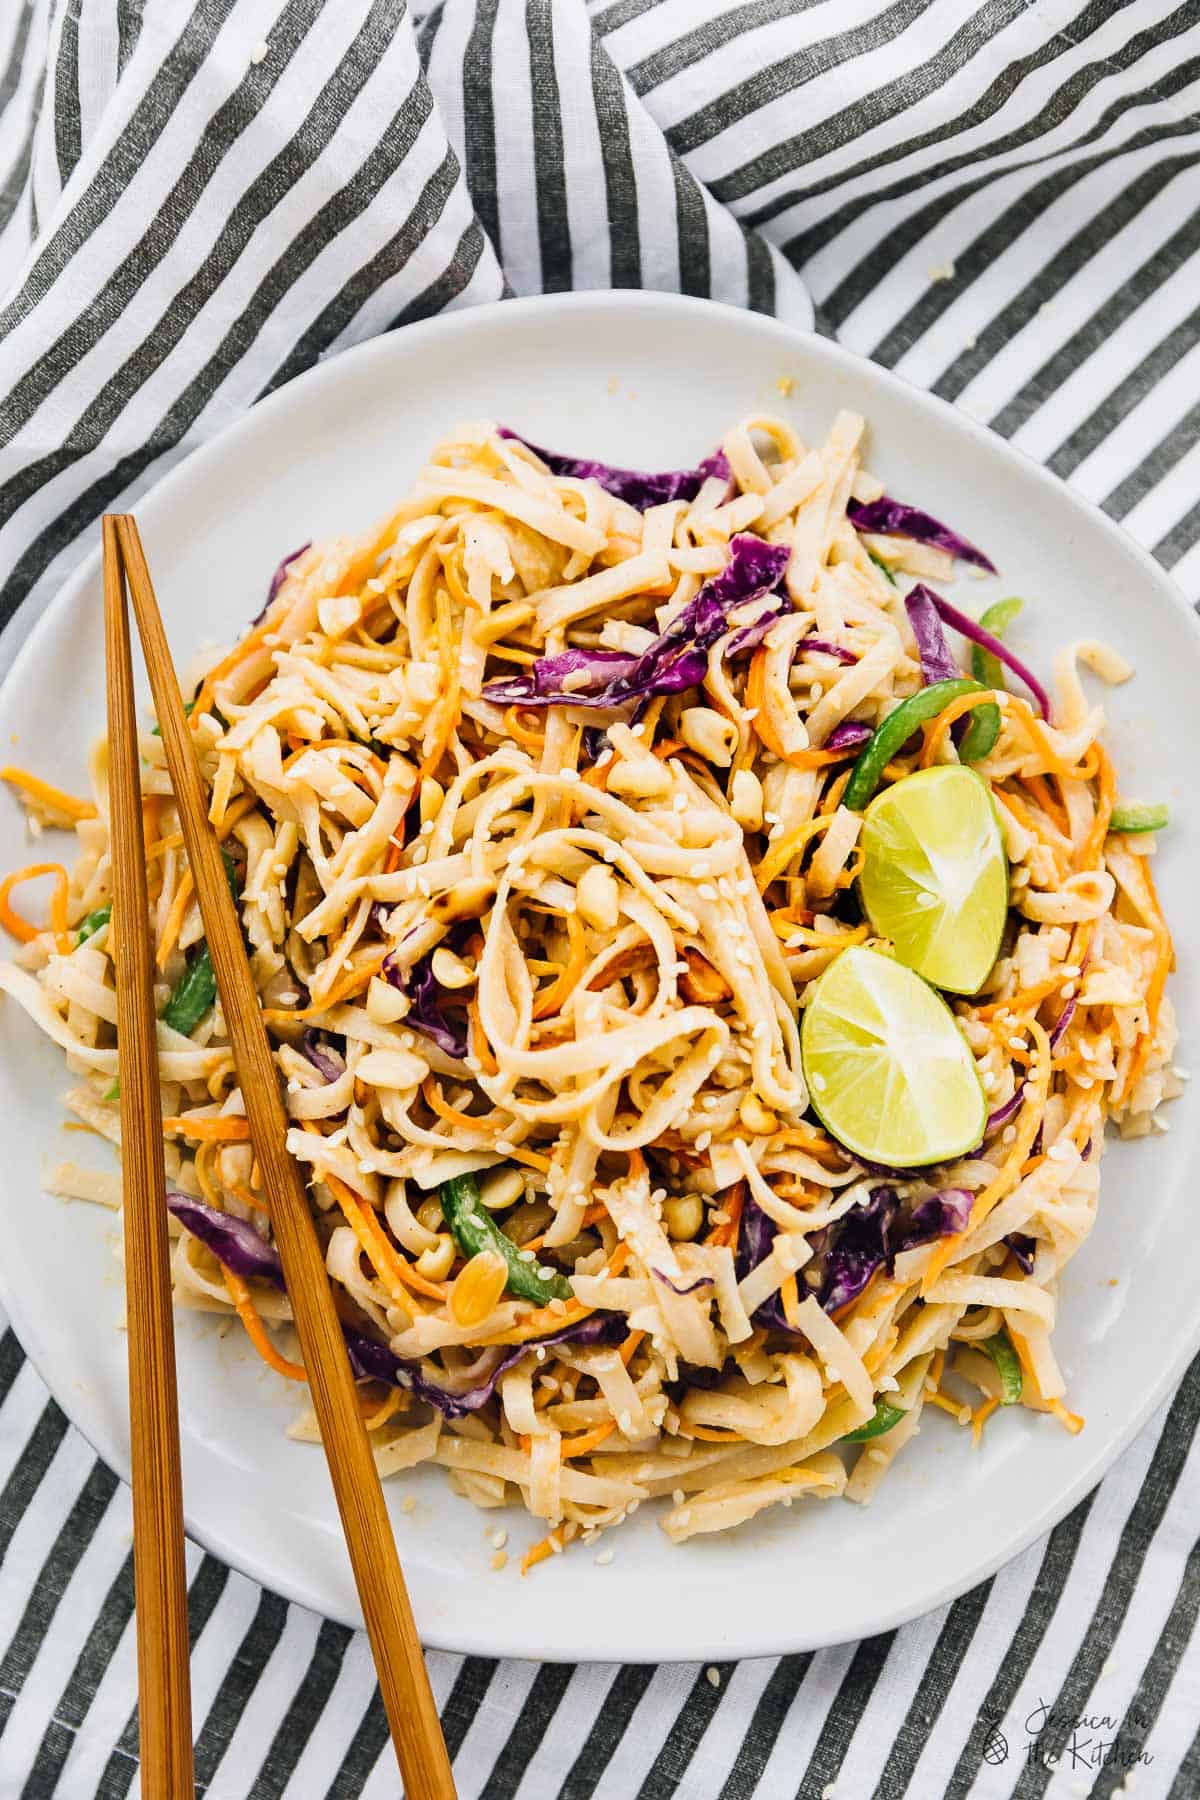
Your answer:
(1, 2), (1198, 1795)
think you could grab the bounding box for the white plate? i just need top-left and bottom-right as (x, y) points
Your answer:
(1, 292), (1197, 1664)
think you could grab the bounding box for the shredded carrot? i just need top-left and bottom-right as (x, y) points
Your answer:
(503, 705), (546, 750)
(319, 1161), (446, 1304)
(1048, 1399), (1084, 1434)
(755, 815), (833, 892)
(520, 1529), (564, 1575)
(1026, 773), (1070, 837)
(706, 1181), (744, 1249)
(1007, 696), (1088, 782)
(156, 870), (194, 969)
(925, 1391), (971, 1424)
(532, 911), (588, 1019)
(504, 1142), (553, 1175)
(519, 1420), (616, 1460)
(819, 768), (853, 814)
(1116, 851), (1172, 1104)
(971, 1395), (1001, 1446)
(469, 996), (499, 1076)
(779, 1272), (802, 1329)
(746, 651), (851, 769)
(0, 861), (70, 949)
(974, 975), (1066, 1019)
(480, 1243), (630, 1345)
(223, 1269), (307, 1381)
(688, 1424), (745, 1443)
(919, 691), (1005, 767)
(231, 1181), (271, 1215)
(421, 1074), (498, 1135)
(1079, 745), (1116, 869)
(561, 1420), (617, 1458)
(146, 831), (185, 860)
(261, 952), (388, 1021)
(619, 1328), (645, 1368)
(162, 1114), (252, 1142)
(362, 1387), (407, 1429)
(922, 1021), (1051, 1293)
(521, 1202), (608, 1254)
(190, 619), (276, 720)
(0, 767), (97, 822)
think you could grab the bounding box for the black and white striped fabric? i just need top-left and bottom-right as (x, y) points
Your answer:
(1, 0), (1198, 1793)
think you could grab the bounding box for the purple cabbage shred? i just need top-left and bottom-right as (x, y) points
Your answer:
(736, 1183), (973, 1329)
(923, 590), (1051, 719)
(167, 1193), (625, 1420)
(382, 945), (468, 1060)
(252, 542), (312, 626)
(497, 427), (732, 510)
(483, 535), (789, 712)
(846, 497), (996, 573)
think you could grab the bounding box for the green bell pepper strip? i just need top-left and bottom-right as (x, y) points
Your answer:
(979, 1330), (1023, 1405)
(970, 597), (1024, 691)
(440, 1172), (573, 1304)
(1110, 801), (1168, 834)
(843, 678), (991, 810)
(76, 905), (111, 943)
(159, 851), (241, 1037)
(103, 1080), (120, 1102)
(161, 949), (216, 1035)
(842, 1400), (906, 1442)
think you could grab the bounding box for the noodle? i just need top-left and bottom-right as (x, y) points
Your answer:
(0, 412), (1177, 1562)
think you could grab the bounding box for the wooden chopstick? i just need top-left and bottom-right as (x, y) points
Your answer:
(102, 518), (195, 1796)
(112, 516), (456, 1800)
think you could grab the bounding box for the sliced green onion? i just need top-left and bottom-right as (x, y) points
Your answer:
(104, 1080), (120, 1102)
(979, 1330), (1023, 1405)
(440, 1171), (572, 1304)
(1110, 801), (1168, 834)
(76, 905), (111, 943)
(842, 1400), (906, 1442)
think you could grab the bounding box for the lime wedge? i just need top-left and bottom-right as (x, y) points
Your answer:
(859, 766), (1007, 996)
(801, 945), (986, 1167)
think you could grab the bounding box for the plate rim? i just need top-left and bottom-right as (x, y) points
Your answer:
(2, 287), (1199, 1662)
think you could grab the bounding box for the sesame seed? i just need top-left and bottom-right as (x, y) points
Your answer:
(1007, 1035), (1025, 1051)
(490, 1551), (508, 1571)
(705, 1667), (721, 1688)
(249, 39), (269, 64)
(694, 1131), (712, 1152)
(401, 1495), (417, 1513)
(491, 1528), (508, 1549)
(594, 1549), (614, 1566)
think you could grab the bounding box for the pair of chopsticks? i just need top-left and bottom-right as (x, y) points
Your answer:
(103, 516), (455, 1799)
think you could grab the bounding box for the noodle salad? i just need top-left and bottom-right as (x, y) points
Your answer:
(0, 411), (1180, 1567)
